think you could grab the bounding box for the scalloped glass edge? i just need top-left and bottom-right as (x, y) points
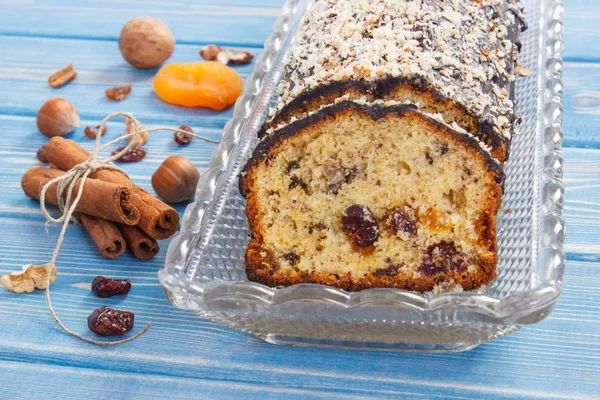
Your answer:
(159, 0), (565, 329)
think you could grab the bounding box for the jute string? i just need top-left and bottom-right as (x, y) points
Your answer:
(38, 112), (219, 345)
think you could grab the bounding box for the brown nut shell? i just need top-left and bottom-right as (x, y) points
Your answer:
(36, 98), (80, 137)
(118, 17), (175, 69)
(152, 156), (199, 203)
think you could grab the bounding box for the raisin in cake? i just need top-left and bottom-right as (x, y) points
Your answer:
(240, 0), (526, 292)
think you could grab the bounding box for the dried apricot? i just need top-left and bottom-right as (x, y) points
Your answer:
(153, 62), (242, 111)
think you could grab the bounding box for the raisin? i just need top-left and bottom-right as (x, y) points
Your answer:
(342, 205), (378, 233)
(87, 306), (134, 336)
(420, 242), (467, 276)
(388, 208), (417, 235)
(425, 152), (434, 165)
(289, 175), (308, 192)
(174, 125), (194, 145)
(352, 226), (379, 247)
(105, 84), (132, 101)
(373, 263), (402, 277)
(285, 161), (300, 174)
(439, 143), (449, 155)
(36, 145), (49, 163)
(342, 205), (380, 247)
(284, 252), (300, 265)
(84, 125), (107, 139)
(308, 223), (327, 234)
(112, 146), (147, 162)
(91, 276), (132, 298)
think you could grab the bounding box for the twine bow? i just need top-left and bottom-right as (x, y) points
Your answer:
(38, 112), (219, 345)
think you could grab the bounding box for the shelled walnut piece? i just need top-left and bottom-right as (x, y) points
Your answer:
(125, 116), (148, 146)
(200, 44), (254, 65)
(1, 264), (56, 293)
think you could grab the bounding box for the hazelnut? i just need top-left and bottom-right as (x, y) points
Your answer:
(118, 17), (175, 69)
(151, 156), (199, 203)
(36, 98), (80, 137)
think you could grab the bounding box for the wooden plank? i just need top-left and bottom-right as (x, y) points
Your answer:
(0, 258), (598, 400)
(0, 360), (595, 400)
(564, 0), (600, 61)
(0, 0), (281, 47)
(0, 360), (388, 400)
(0, 36), (260, 127)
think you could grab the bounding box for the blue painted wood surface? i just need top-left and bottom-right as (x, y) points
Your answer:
(0, 1), (598, 399)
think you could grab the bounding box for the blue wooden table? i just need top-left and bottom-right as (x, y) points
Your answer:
(0, 1), (598, 399)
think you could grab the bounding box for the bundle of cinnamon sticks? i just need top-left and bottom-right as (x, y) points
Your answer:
(21, 137), (180, 260)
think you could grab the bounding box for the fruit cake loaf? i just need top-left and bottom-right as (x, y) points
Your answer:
(240, 0), (526, 292)
(261, 0), (527, 162)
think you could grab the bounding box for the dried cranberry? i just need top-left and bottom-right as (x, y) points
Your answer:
(112, 146), (147, 162)
(373, 263), (402, 277)
(420, 242), (467, 276)
(91, 276), (131, 298)
(388, 208), (417, 235)
(341, 205), (379, 247)
(87, 306), (134, 336)
(36, 145), (49, 163)
(174, 125), (194, 145)
(84, 125), (107, 139)
(352, 226), (379, 247)
(342, 205), (378, 233)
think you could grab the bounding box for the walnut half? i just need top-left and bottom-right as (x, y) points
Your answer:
(1, 263), (57, 293)
(200, 44), (254, 65)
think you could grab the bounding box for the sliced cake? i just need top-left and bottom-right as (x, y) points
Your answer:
(241, 102), (503, 291)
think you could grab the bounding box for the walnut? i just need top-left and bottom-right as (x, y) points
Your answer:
(200, 44), (254, 65)
(125, 116), (149, 146)
(1, 263), (57, 293)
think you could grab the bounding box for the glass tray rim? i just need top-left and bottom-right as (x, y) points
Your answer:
(159, 0), (565, 324)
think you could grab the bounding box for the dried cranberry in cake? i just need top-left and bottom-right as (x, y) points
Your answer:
(342, 205), (379, 247)
(342, 205), (377, 233)
(420, 242), (467, 277)
(373, 262), (402, 277)
(352, 226), (378, 247)
(387, 207), (417, 236)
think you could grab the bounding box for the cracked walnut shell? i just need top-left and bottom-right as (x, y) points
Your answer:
(1, 263), (57, 293)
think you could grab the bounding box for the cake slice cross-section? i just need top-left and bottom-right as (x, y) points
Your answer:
(241, 102), (503, 292)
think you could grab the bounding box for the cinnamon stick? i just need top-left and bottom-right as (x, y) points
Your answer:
(21, 166), (140, 226)
(118, 224), (159, 260)
(80, 214), (126, 259)
(45, 137), (179, 240)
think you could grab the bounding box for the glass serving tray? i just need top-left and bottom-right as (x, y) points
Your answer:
(159, 0), (565, 352)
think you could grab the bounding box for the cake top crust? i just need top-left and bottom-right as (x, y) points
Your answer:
(272, 0), (526, 140)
